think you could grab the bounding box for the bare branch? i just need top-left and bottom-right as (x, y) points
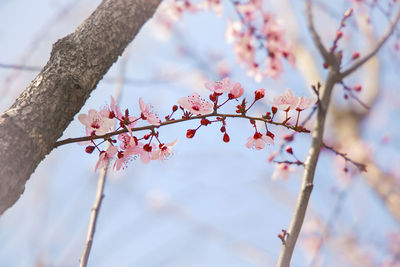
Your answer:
(323, 143), (367, 172)
(340, 5), (400, 78)
(277, 70), (340, 267)
(305, 0), (331, 64)
(79, 160), (109, 267)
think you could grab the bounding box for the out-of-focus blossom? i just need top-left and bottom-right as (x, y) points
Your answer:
(271, 163), (296, 180)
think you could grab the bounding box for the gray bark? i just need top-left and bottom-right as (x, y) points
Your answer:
(0, 0), (161, 215)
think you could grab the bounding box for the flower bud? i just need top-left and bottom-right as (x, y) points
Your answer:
(223, 133), (230, 143)
(186, 129), (196, 138)
(85, 146), (95, 154)
(255, 88), (265, 101)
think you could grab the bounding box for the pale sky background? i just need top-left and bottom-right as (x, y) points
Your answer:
(0, 0), (399, 266)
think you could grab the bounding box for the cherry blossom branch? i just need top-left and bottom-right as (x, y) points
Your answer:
(323, 143), (367, 172)
(54, 112), (309, 148)
(79, 160), (109, 267)
(340, 5), (400, 78)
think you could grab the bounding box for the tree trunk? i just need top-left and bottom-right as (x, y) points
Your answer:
(0, 0), (161, 215)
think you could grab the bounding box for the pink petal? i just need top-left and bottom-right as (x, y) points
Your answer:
(245, 137), (254, 149)
(254, 138), (265, 150)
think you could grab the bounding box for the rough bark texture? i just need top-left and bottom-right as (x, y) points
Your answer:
(0, 0), (161, 215)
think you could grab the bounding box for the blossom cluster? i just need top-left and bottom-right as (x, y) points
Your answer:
(78, 78), (315, 175)
(226, 1), (296, 80)
(154, 0), (295, 81)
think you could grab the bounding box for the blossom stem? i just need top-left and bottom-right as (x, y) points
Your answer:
(216, 98), (231, 109)
(245, 100), (257, 112)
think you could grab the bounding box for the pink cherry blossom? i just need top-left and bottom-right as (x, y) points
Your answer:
(95, 146), (118, 172)
(271, 88), (299, 111)
(152, 139), (178, 161)
(118, 133), (138, 150)
(246, 132), (274, 150)
(113, 143), (143, 171)
(139, 143), (157, 164)
(264, 56), (284, 79)
(139, 98), (161, 126)
(114, 150), (131, 171)
(177, 93), (213, 115)
(236, 2), (257, 22)
(225, 19), (242, 44)
(229, 82), (244, 99)
(204, 77), (232, 94)
(295, 96), (315, 111)
(202, 0), (223, 16)
(78, 109), (115, 136)
(271, 163), (296, 180)
(99, 96), (118, 119)
(233, 32), (256, 66)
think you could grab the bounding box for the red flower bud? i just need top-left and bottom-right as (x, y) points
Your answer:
(85, 146), (95, 154)
(143, 144), (152, 152)
(351, 51), (360, 60)
(323, 62), (328, 69)
(172, 105), (178, 112)
(267, 131), (275, 139)
(220, 126), (226, 132)
(271, 106), (277, 114)
(285, 146), (293, 154)
(283, 134), (294, 142)
(186, 129), (196, 138)
(223, 133), (230, 143)
(354, 85), (362, 92)
(201, 118), (211, 126)
(255, 88), (265, 101)
(109, 111), (115, 119)
(209, 93), (217, 102)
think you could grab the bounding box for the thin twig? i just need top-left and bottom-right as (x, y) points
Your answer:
(323, 143), (367, 172)
(340, 5), (400, 78)
(305, 0), (331, 64)
(79, 51), (130, 266)
(79, 160), (109, 267)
